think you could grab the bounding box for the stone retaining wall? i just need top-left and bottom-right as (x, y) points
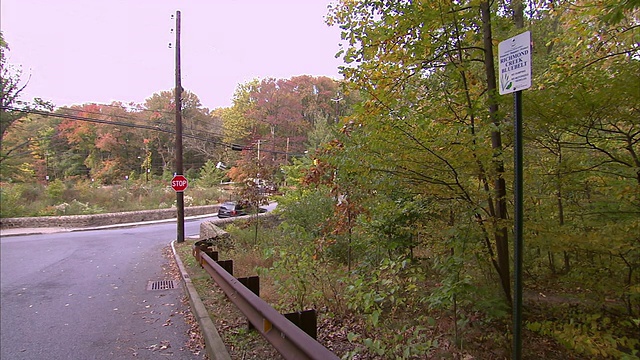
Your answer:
(0, 205), (220, 229)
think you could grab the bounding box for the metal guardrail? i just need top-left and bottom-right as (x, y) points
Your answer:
(193, 245), (339, 360)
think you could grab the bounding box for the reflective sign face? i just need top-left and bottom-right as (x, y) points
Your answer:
(171, 175), (188, 192)
(499, 31), (532, 95)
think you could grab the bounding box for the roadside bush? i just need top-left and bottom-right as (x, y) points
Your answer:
(0, 183), (50, 217)
(18, 182), (45, 203)
(225, 218), (349, 315)
(0, 185), (26, 217)
(189, 185), (224, 205)
(0, 178), (229, 217)
(196, 160), (228, 188)
(64, 200), (104, 215)
(46, 179), (66, 202)
(527, 312), (639, 359)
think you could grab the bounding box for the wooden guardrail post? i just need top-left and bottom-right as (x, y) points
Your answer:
(192, 246), (339, 360)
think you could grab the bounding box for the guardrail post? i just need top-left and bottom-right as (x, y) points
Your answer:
(207, 250), (219, 262)
(284, 310), (318, 339)
(238, 276), (260, 296)
(192, 243), (339, 359)
(238, 276), (261, 331)
(217, 260), (233, 275)
(193, 244), (218, 265)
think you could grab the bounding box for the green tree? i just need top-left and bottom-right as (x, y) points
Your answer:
(195, 159), (227, 188)
(56, 104), (138, 183)
(327, 0), (519, 302)
(0, 32), (27, 143)
(526, 30), (639, 316)
(0, 112), (62, 182)
(221, 77), (353, 188)
(221, 80), (259, 146)
(325, 0), (639, 310)
(0, 32), (54, 180)
(143, 89), (217, 175)
(144, 90), (180, 174)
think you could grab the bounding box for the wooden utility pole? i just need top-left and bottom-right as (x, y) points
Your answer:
(285, 137), (290, 164)
(174, 10), (185, 243)
(257, 139), (261, 162)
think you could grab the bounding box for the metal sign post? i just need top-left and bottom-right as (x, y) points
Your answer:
(499, 30), (531, 360)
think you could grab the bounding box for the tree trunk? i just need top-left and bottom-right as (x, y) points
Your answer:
(481, 1), (512, 305)
(556, 150), (569, 274)
(548, 251), (557, 274)
(563, 251), (571, 273)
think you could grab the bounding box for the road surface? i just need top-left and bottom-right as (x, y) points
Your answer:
(0, 217), (214, 360)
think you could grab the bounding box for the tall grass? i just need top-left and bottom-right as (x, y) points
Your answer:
(0, 179), (227, 218)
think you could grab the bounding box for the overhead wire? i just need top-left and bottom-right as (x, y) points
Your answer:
(2, 106), (306, 157)
(56, 105), (226, 139)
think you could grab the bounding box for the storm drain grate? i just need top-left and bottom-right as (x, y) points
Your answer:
(147, 280), (176, 291)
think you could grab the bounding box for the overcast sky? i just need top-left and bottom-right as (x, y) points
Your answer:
(1, 0), (345, 110)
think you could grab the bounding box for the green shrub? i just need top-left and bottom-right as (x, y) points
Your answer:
(51, 200), (104, 215)
(189, 185), (224, 205)
(0, 186), (25, 217)
(0, 183), (52, 217)
(527, 314), (639, 359)
(46, 179), (65, 202)
(19, 183), (45, 203)
(195, 160), (227, 188)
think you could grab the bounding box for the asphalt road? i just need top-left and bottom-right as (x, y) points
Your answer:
(0, 217), (212, 360)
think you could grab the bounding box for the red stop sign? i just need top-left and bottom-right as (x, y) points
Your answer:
(171, 175), (188, 192)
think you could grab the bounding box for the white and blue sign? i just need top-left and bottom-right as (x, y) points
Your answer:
(499, 31), (532, 95)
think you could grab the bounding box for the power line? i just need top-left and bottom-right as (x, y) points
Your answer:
(2, 106), (306, 157)
(2, 105), (227, 144)
(5, 105), (175, 133)
(57, 105), (225, 139)
(60, 103), (172, 115)
(57, 106), (172, 130)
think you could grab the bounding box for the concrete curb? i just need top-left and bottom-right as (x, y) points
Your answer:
(0, 213), (219, 237)
(0, 205), (221, 229)
(171, 240), (232, 360)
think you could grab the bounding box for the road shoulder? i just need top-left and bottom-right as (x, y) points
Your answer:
(171, 240), (231, 360)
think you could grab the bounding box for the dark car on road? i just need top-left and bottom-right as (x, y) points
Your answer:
(217, 201), (248, 218)
(217, 201), (269, 218)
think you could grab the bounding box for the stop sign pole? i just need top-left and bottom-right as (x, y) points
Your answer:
(171, 175), (188, 192)
(173, 10), (185, 243)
